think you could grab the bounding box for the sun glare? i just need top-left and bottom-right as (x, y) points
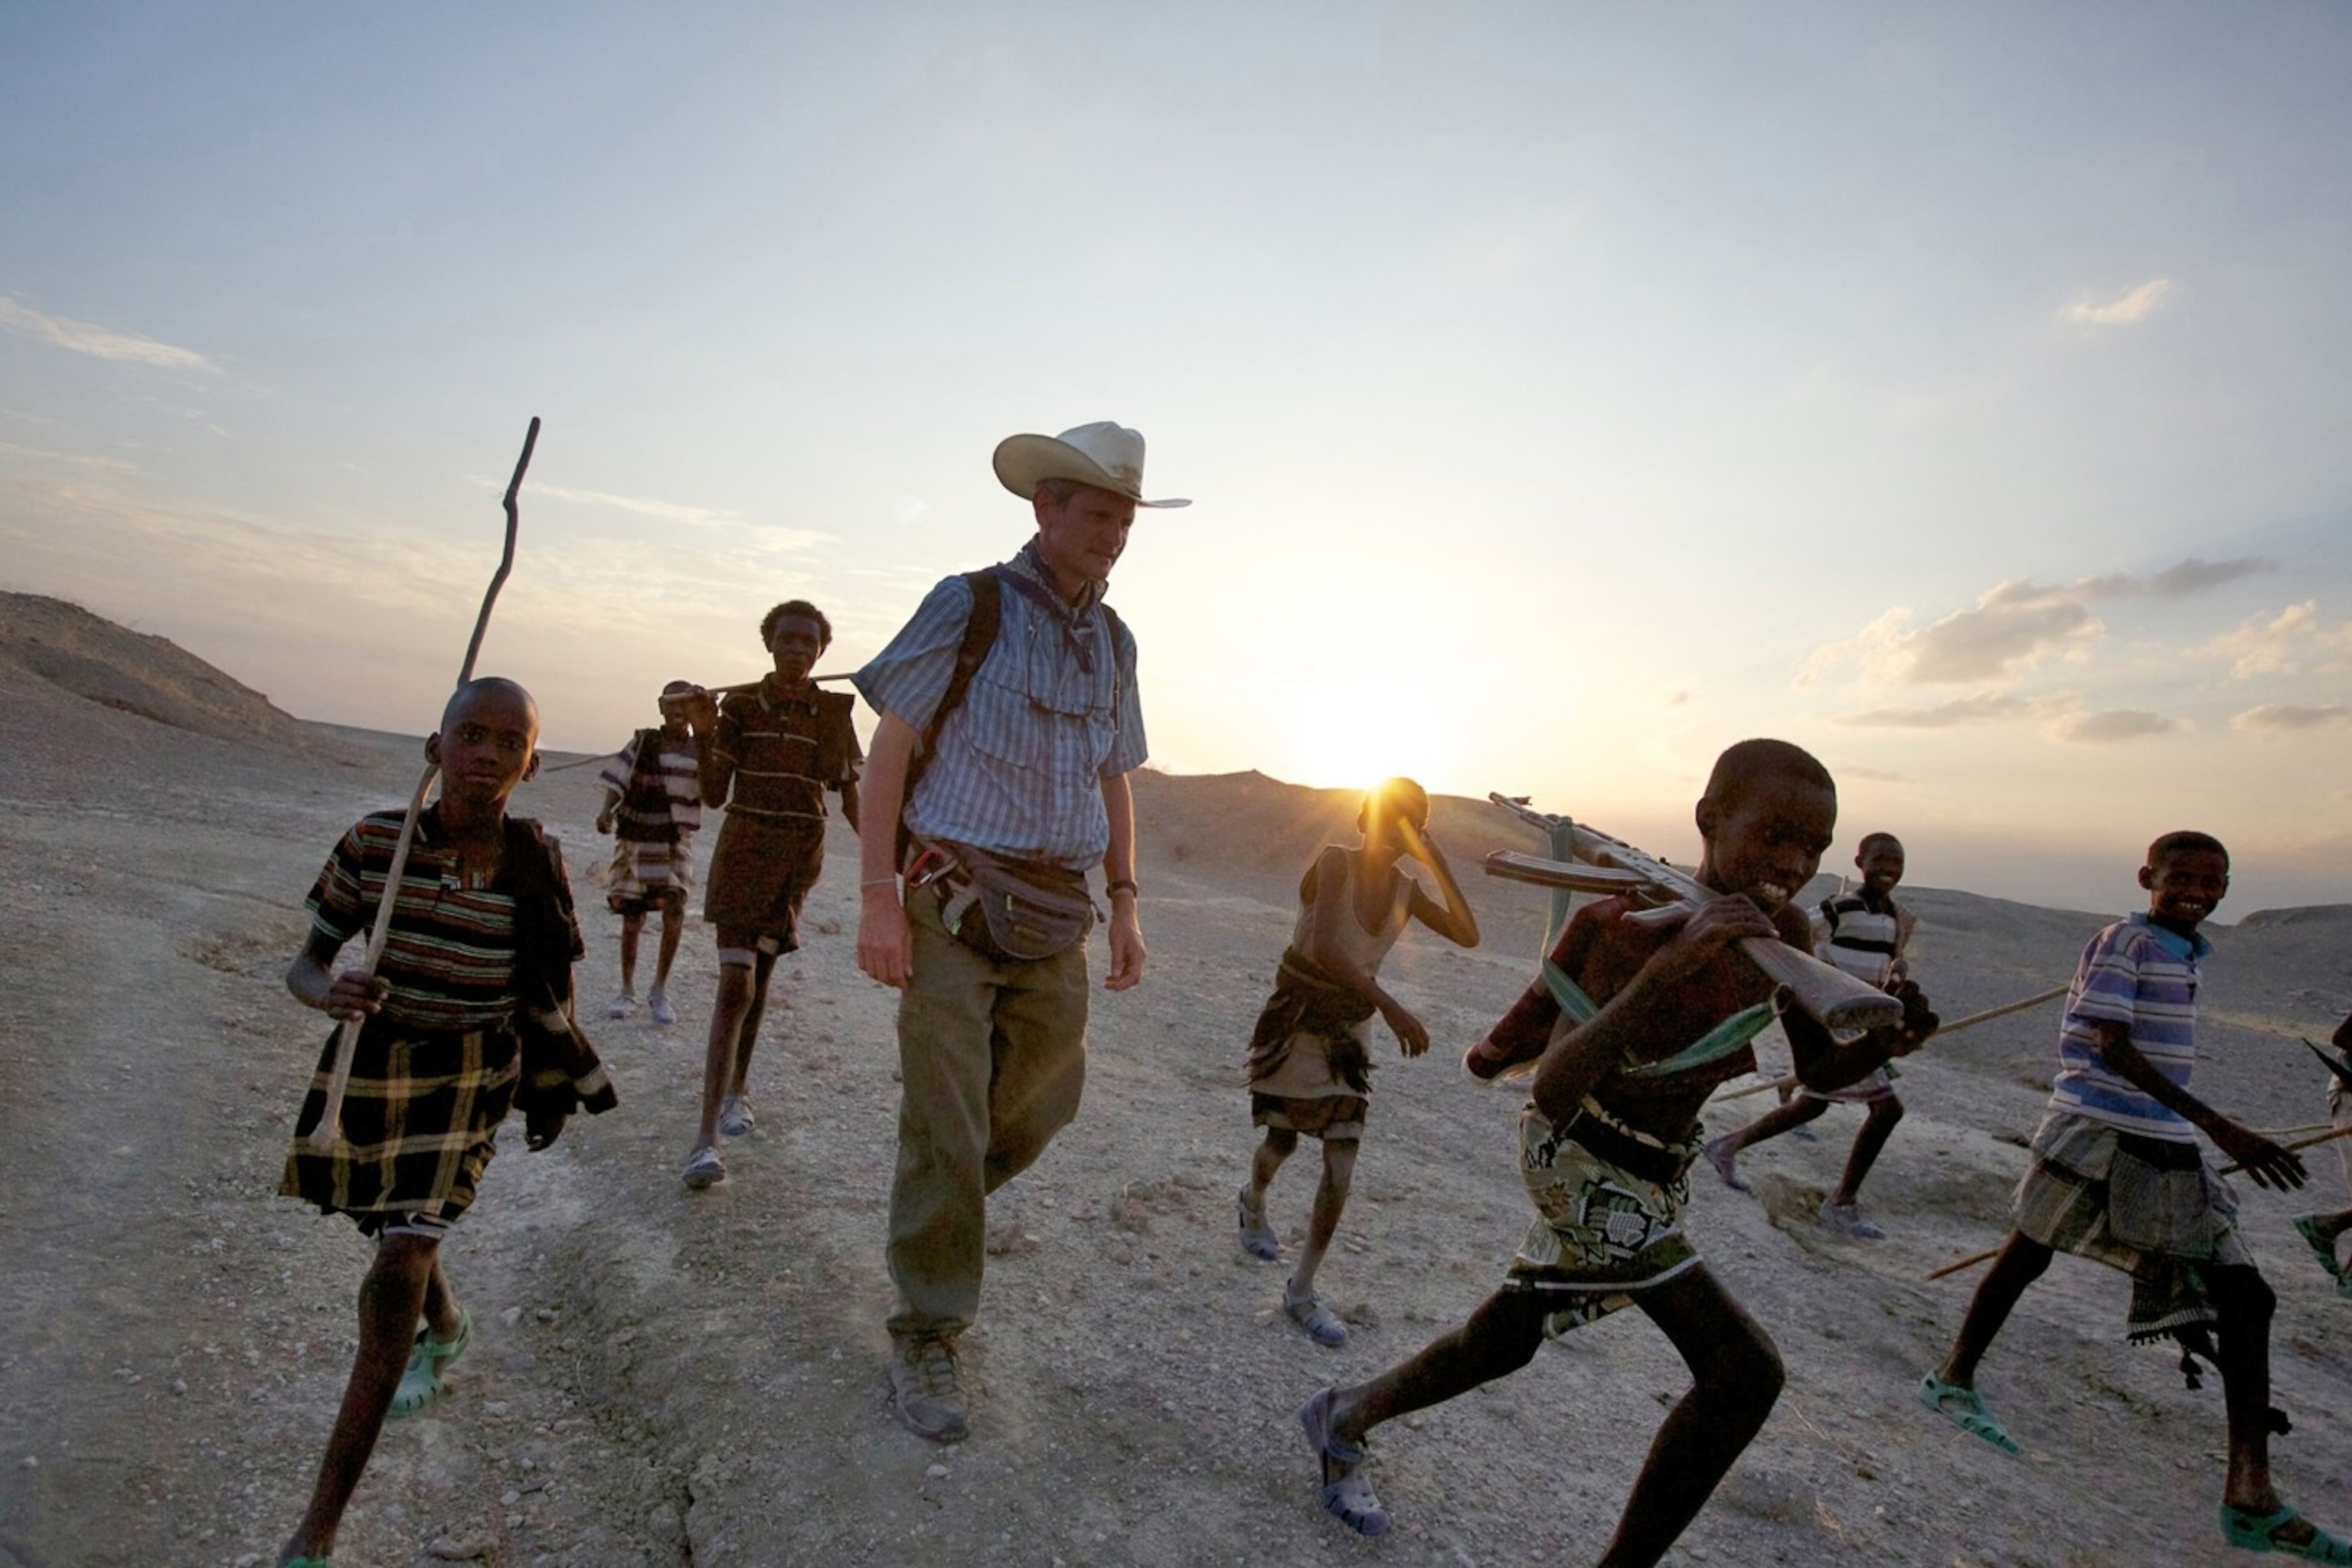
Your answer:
(1269, 672), (1462, 795)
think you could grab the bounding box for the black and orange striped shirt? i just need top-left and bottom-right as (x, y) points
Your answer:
(705, 678), (862, 825)
(306, 805), (585, 1034)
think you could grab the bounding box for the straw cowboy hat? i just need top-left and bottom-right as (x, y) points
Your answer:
(992, 422), (1191, 509)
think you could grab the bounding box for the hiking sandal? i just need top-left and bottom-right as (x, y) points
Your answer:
(1284, 1285), (1348, 1348)
(1299, 1387), (1389, 1537)
(1918, 1372), (2019, 1455)
(388, 1309), (470, 1420)
(2221, 1501), (2352, 1562)
(1236, 1188), (1280, 1262)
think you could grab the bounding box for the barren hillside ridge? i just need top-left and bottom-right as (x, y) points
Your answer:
(0, 590), (330, 753)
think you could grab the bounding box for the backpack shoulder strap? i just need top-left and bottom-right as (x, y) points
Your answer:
(898, 569), (1004, 851)
(921, 568), (1002, 761)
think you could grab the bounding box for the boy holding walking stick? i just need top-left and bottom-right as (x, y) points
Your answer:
(1919, 831), (2350, 1563)
(276, 678), (615, 1568)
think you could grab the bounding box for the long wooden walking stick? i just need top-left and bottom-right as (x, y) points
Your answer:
(1923, 1122), (2352, 1282)
(305, 417), (541, 1155)
(1712, 985), (2070, 1102)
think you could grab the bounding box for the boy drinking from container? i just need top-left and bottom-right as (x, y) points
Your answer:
(1236, 777), (1480, 1347)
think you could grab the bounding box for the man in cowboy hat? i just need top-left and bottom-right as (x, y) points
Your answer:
(853, 420), (1185, 1442)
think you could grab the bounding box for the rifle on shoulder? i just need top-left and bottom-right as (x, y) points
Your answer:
(1482, 792), (1903, 1034)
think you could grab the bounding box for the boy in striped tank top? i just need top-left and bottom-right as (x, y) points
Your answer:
(1919, 832), (2349, 1563)
(1702, 832), (1939, 1238)
(594, 680), (705, 1025)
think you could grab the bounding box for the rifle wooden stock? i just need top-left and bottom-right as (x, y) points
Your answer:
(1483, 793), (1904, 1035)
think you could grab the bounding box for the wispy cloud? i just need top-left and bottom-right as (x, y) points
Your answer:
(1803, 557), (2266, 693)
(2199, 601), (2352, 678)
(2058, 278), (2171, 328)
(2233, 703), (2352, 733)
(2052, 710), (2179, 744)
(2074, 556), (2267, 599)
(0, 296), (211, 370)
(1834, 694), (2041, 729)
(2143, 557), (2264, 598)
(1838, 765), (1909, 783)
(0, 441), (135, 472)
(515, 480), (835, 551)
(1902, 581), (2103, 683)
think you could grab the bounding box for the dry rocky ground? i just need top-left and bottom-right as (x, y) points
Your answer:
(2, 592), (2350, 1567)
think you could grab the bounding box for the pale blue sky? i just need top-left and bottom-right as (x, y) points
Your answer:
(5, 3), (2350, 915)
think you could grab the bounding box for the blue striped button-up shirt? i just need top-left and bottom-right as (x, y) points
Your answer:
(853, 540), (1147, 869)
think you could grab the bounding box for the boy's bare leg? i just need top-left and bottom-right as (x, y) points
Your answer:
(279, 1234), (443, 1565)
(1831, 1096), (1904, 1207)
(1601, 1266), (1785, 1568)
(692, 959), (758, 1152)
(1289, 1138), (1357, 1298)
(728, 949), (780, 1096)
(1936, 1231), (2051, 1387)
(1713, 1094), (1829, 1158)
(2210, 1266), (2285, 1510)
(1325, 1288), (1549, 1444)
(652, 901), (685, 995)
(2207, 1264), (2344, 1550)
(615, 913), (645, 997)
(1245, 1128), (1297, 1220)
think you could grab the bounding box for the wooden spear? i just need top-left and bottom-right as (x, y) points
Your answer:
(1922, 1122), (2352, 1282)
(1712, 985), (2070, 1102)
(305, 417), (541, 1155)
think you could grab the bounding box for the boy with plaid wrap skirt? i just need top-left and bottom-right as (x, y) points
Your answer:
(273, 679), (616, 1568)
(1920, 831), (2350, 1563)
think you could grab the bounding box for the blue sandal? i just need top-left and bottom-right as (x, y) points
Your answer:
(1300, 1387), (1389, 1537)
(2221, 1501), (2352, 1561)
(1918, 1372), (2020, 1455)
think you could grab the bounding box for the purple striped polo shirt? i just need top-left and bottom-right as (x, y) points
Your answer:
(2047, 913), (2210, 1142)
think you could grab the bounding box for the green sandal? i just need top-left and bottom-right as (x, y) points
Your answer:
(388, 1309), (470, 1420)
(2221, 1501), (2352, 1561)
(2292, 1215), (2345, 1282)
(1918, 1372), (2020, 1455)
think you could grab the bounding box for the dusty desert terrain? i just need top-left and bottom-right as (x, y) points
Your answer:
(2, 590), (2350, 1568)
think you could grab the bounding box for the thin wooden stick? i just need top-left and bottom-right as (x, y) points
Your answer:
(702, 671), (858, 697)
(1925, 1245), (2002, 1282)
(1938, 985), (2069, 1034)
(2218, 1121), (2352, 1175)
(306, 417), (540, 1155)
(1710, 985), (2069, 1103)
(1926, 1123), (2352, 1282)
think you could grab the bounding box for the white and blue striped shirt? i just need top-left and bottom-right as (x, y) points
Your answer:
(854, 541), (1146, 870)
(2048, 914), (2210, 1141)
